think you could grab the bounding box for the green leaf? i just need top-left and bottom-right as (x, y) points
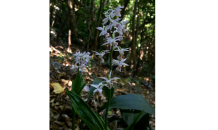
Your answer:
(134, 113), (151, 130)
(71, 71), (83, 94)
(121, 109), (146, 126)
(78, 82), (87, 96)
(66, 89), (109, 130)
(98, 94), (155, 115)
(103, 86), (114, 100)
(125, 111), (144, 130)
(87, 78), (102, 102)
(97, 102), (107, 113)
(97, 86), (114, 115)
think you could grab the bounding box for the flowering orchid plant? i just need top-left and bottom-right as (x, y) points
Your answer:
(90, 5), (130, 129)
(70, 51), (92, 73)
(65, 6), (155, 130)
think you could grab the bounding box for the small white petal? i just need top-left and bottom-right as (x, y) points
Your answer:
(96, 27), (103, 31)
(83, 85), (90, 92)
(98, 77), (109, 81)
(111, 77), (120, 80)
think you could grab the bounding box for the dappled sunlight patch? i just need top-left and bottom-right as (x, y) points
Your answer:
(104, 68), (109, 73)
(144, 77), (149, 82)
(130, 64), (134, 69)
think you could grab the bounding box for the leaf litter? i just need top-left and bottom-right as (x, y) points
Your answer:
(50, 45), (155, 130)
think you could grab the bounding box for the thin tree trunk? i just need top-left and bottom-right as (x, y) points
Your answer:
(93, 0), (105, 51)
(148, 26), (155, 79)
(68, 0), (78, 45)
(87, 0), (94, 52)
(67, 30), (72, 53)
(49, 1), (53, 39)
(52, 2), (63, 27)
(56, 9), (70, 44)
(133, 0), (142, 77)
(129, 0), (138, 66)
(120, 0), (130, 19)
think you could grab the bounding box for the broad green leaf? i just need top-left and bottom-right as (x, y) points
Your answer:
(134, 113), (151, 130)
(125, 111), (144, 130)
(66, 89), (109, 130)
(98, 94), (155, 115)
(87, 78), (102, 102)
(71, 71), (83, 94)
(120, 109), (146, 126)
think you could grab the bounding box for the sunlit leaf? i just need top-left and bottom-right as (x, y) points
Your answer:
(50, 82), (64, 94)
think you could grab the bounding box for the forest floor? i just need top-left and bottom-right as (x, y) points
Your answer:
(49, 44), (155, 130)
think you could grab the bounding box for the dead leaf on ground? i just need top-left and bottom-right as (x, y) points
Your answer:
(51, 82), (65, 94)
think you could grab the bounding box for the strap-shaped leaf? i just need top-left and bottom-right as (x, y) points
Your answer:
(66, 89), (109, 130)
(78, 82), (87, 96)
(103, 86), (114, 100)
(71, 71), (83, 94)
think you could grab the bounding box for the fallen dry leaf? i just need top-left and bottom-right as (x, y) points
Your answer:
(51, 82), (64, 94)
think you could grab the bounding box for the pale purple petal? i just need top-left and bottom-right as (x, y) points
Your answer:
(96, 27), (104, 31)
(83, 85), (90, 92)
(111, 77), (120, 80)
(98, 77), (109, 81)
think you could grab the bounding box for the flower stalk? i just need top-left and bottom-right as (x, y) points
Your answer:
(105, 45), (113, 129)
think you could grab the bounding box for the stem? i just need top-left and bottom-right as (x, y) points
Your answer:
(72, 107), (76, 130)
(104, 91), (111, 129)
(105, 45), (113, 130)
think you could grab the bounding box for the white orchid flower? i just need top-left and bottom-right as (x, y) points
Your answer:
(102, 37), (119, 49)
(71, 65), (78, 70)
(110, 6), (123, 18)
(103, 17), (109, 25)
(121, 20), (129, 25)
(114, 47), (129, 56)
(74, 51), (91, 66)
(93, 50), (109, 63)
(98, 74), (120, 89)
(83, 84), (90, 92)
(90, 82), (106, 96)
(114, 6), (123, 16)
(70, 65), (78, 73)
(79, 67), (87, 73)
(73, 51), (81, 57)
(96, 26), (108, 36)
(113, 58), (129, 72)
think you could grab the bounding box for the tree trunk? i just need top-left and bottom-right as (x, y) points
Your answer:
(87, 0), (94, 52)
(133, 0), (141, 77)
(68, 0), (78, 45)
(149, 25), (155, 78)
(120, 0), (130, 19)
(129, 0), (138, 67)
(67, 30), (72, 53)
(52, 1), (64, 28)
(56, 9), (70, 45)
(93, 0), (105, 51)
(50, 5), (53, 26)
